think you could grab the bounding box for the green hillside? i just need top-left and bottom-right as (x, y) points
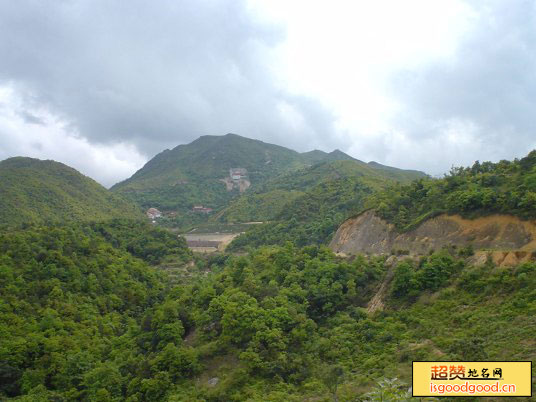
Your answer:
(2, 151), (535, 401)
(111, 134), (374, 213)
(214, 189), (304, 223)
(3, 227), (534, 400)
(259, 158), (427, 192)
(367, 150), (536, 231)
(0, 157), (143, 226)
(116, 134), (302, 186)
(0, 220), (192, 400)
(301, 149), (357, 165)
(225, 160), (427, 249)
(367, 161), (430, 183)
(112, 134), (302, 212)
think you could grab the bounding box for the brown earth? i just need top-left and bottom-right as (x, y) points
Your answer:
(366, 265), (395, 313)
(183, 233), (241, 253)
(220, 177), (251, 193)
(220, 177), (234, 191)
(330, 211), (536, 266)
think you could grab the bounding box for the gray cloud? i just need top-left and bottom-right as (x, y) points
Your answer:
(18, 110), (45, 125)
(1, 0), (536, 183)
(0, 0), (342, 159)
(389, 0), (536, 169)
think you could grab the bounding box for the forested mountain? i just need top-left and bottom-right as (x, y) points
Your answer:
(111, 133), (420, 214)
(225, 160), (426, 249)
(2, 230), (535, 400)
(111, 134), (301, 212)
(366, 161), (429, 183)
(1, 149), (536, 400)
(367, 150), (536, 231)
(0, 220), (192, 400)
(114, 134), (303, 188)
(0, 157), (143, 226)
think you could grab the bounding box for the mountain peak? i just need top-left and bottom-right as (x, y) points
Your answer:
(111, 133), (427, 212)
(1, 156), (56, 168)
(328, 149), (356, 161)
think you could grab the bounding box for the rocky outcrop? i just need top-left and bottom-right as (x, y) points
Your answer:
(330, 210), (536, 265)
(220, 177), (251, 193)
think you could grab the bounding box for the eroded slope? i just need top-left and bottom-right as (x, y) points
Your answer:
(330, 210), (536, 258)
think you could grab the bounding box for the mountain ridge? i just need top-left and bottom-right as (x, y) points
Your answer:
(111, 133), (427, 213)
(0, 156), (143, 226)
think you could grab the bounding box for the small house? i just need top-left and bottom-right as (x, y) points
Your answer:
(146, 208), (162, 219)
(229, 168), (247, 181)
(192, 205), (213, 214)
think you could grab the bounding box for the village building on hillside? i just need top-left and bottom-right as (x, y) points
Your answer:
(146, 207), (162, 219)
(229, 168), (247, 182)
(221, 168), (250, 193)
(192, 205), (213, 214)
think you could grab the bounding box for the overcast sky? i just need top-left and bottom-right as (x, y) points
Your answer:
(1, 0), (535, 186)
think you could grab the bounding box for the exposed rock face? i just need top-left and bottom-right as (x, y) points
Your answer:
(207, 377), (219, 387)
(330, 210), (536, 262)
(220, 177), (251, 192)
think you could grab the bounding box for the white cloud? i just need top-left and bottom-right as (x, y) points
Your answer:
(249, 0), (475, 135)
(0, 86), (146, 187)
(248, 0), (536, 172)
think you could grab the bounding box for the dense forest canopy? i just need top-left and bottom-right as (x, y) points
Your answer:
(0, 220), (191, 400)
(2, 226), (535, 400)
(112, 134), (312, 212)
(111, 134), (425, 215)
(225, 160), (426, 251)
(1, 149), (536, 400)
(0, 157), (143, 227)
(367, 150), (536, 231)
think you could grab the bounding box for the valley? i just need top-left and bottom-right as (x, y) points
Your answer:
(4, 2), (536, 399)
(1, 134), (535, 401)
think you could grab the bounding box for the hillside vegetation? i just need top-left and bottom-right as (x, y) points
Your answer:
(114, 134), (302, 189)
(0, 157), (143, 226)
(111, 134), (422, 217)
(0, 220), (192, 400)
(367, 150), (536, 231)
(226, 160), (426, 250)
(3, 229), (535, 400)
(112, 134), (306, 212)
(2, 149), (536, 400)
